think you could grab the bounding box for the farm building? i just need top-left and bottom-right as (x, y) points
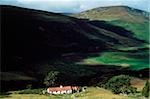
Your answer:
(47, 85), (79, 94)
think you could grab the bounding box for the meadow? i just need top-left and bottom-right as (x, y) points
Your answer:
(0, 87), (145, 99)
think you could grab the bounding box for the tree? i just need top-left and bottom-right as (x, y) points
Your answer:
(142, 80), (150, 97)
(44, 71), (59, 87)
(105, 75), (137, 94)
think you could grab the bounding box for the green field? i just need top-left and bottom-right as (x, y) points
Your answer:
(79, 49), (149, 70)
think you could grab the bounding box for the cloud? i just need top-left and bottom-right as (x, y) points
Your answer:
(0, 0), (149, 13)
(122, 0), (150, 12)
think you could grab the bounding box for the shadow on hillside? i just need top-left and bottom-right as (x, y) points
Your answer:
(89, 20), (134, 37)
(87, 20), (146, 43)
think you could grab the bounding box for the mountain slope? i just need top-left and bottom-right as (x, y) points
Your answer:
(2, 5), (145, 71)
(1, 5), (148, 91)
(72, 6), (149, 42)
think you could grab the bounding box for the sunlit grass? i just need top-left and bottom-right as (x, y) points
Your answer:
(79, 49), (149, 70)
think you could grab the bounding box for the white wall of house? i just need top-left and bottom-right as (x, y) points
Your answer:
(53, 91), (57, 94)
(47, 90), (74, 94)
(47, 89), (50, 93)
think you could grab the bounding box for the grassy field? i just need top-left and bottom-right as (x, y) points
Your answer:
(0, 87), (142, 99)
(78, 49), (149, 70)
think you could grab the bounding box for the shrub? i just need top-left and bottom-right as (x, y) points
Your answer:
(142, 80), (150, 97)
(105, 75), (137, 94)
(44, 71), (59, 87)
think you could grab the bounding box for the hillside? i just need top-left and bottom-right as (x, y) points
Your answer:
(72, 6), (149, 42)
(1, 5), (144, 71)
(1, 5), (148, 93)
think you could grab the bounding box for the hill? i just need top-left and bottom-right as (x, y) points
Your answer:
(72, 6), (149, 42)
(1, 5), (148, 92)
(1, 5), (144, 71)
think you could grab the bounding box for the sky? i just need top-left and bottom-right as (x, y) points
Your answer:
(0, 0), (149, 13)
